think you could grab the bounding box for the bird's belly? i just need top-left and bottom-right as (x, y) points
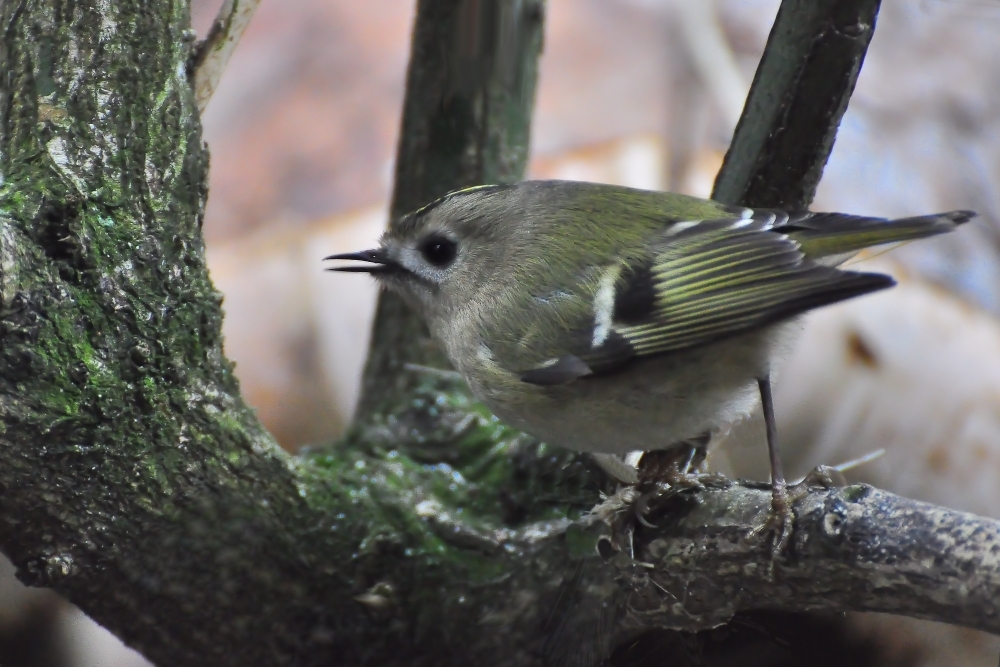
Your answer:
(504, 368), (760, 455)
(479, 325), (798, 455)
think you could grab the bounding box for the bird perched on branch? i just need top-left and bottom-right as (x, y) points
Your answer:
(327, 180), (974, 551)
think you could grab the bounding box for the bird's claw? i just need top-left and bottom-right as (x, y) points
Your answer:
(748, 485), (795, 561)
(750, 464), (846, 563)
(593, 444), (729, 558)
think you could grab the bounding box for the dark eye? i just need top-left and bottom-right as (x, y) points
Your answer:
(419, 235), (458, 267)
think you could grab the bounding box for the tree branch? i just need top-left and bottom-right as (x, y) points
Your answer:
(624, 482), (1000, 634)
(712, 0), (882, 209)
(191, 0), (263, 113)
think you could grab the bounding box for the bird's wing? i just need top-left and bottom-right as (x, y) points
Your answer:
(519, 217), (894, 385)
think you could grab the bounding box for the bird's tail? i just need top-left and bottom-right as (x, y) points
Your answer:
(781, 209), (976, 260)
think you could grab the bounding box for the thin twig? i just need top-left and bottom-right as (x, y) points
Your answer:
(191, 0), (263, 113)
(354, 0), (546, 421)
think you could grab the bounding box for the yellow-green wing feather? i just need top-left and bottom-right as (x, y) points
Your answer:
(573, 219), (894, 378)
(511, 187), (974, 384)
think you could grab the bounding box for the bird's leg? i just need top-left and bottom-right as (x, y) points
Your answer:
(751, 375), (794, 555)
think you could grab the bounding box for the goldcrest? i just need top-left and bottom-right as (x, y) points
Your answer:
(328, 180), (972, 532)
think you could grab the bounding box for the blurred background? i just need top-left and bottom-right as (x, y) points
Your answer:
(4, 0), (999, 664)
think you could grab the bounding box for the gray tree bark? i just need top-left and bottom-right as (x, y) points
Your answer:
(0, 1), (996, 667)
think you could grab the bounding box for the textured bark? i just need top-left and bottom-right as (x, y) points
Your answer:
(630, 482), (1000, 633)
(0, 2), (327, 664)
(712, 0), (882, 209)
(1, 1), (996, 667)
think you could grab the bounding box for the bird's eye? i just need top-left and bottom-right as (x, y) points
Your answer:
(419, 235), (458, 267)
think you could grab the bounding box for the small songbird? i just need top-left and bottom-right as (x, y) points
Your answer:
(327, 180), (973, 547)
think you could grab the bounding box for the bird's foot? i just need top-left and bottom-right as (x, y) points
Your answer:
(592, 444), (728, 557)
(632, 447), (726, 526)
(748, 466), (845, 563)
(635, 444), (726, 487)
(749, 484), (795, 561)
(589, 485), (640, 557)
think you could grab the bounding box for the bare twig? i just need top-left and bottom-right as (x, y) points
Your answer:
(191, 0), (263, 112)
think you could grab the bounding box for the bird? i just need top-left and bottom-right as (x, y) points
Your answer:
(326, 179), (974, 550)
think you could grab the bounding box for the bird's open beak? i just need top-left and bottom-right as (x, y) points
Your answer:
(323, 249), (397, 274)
